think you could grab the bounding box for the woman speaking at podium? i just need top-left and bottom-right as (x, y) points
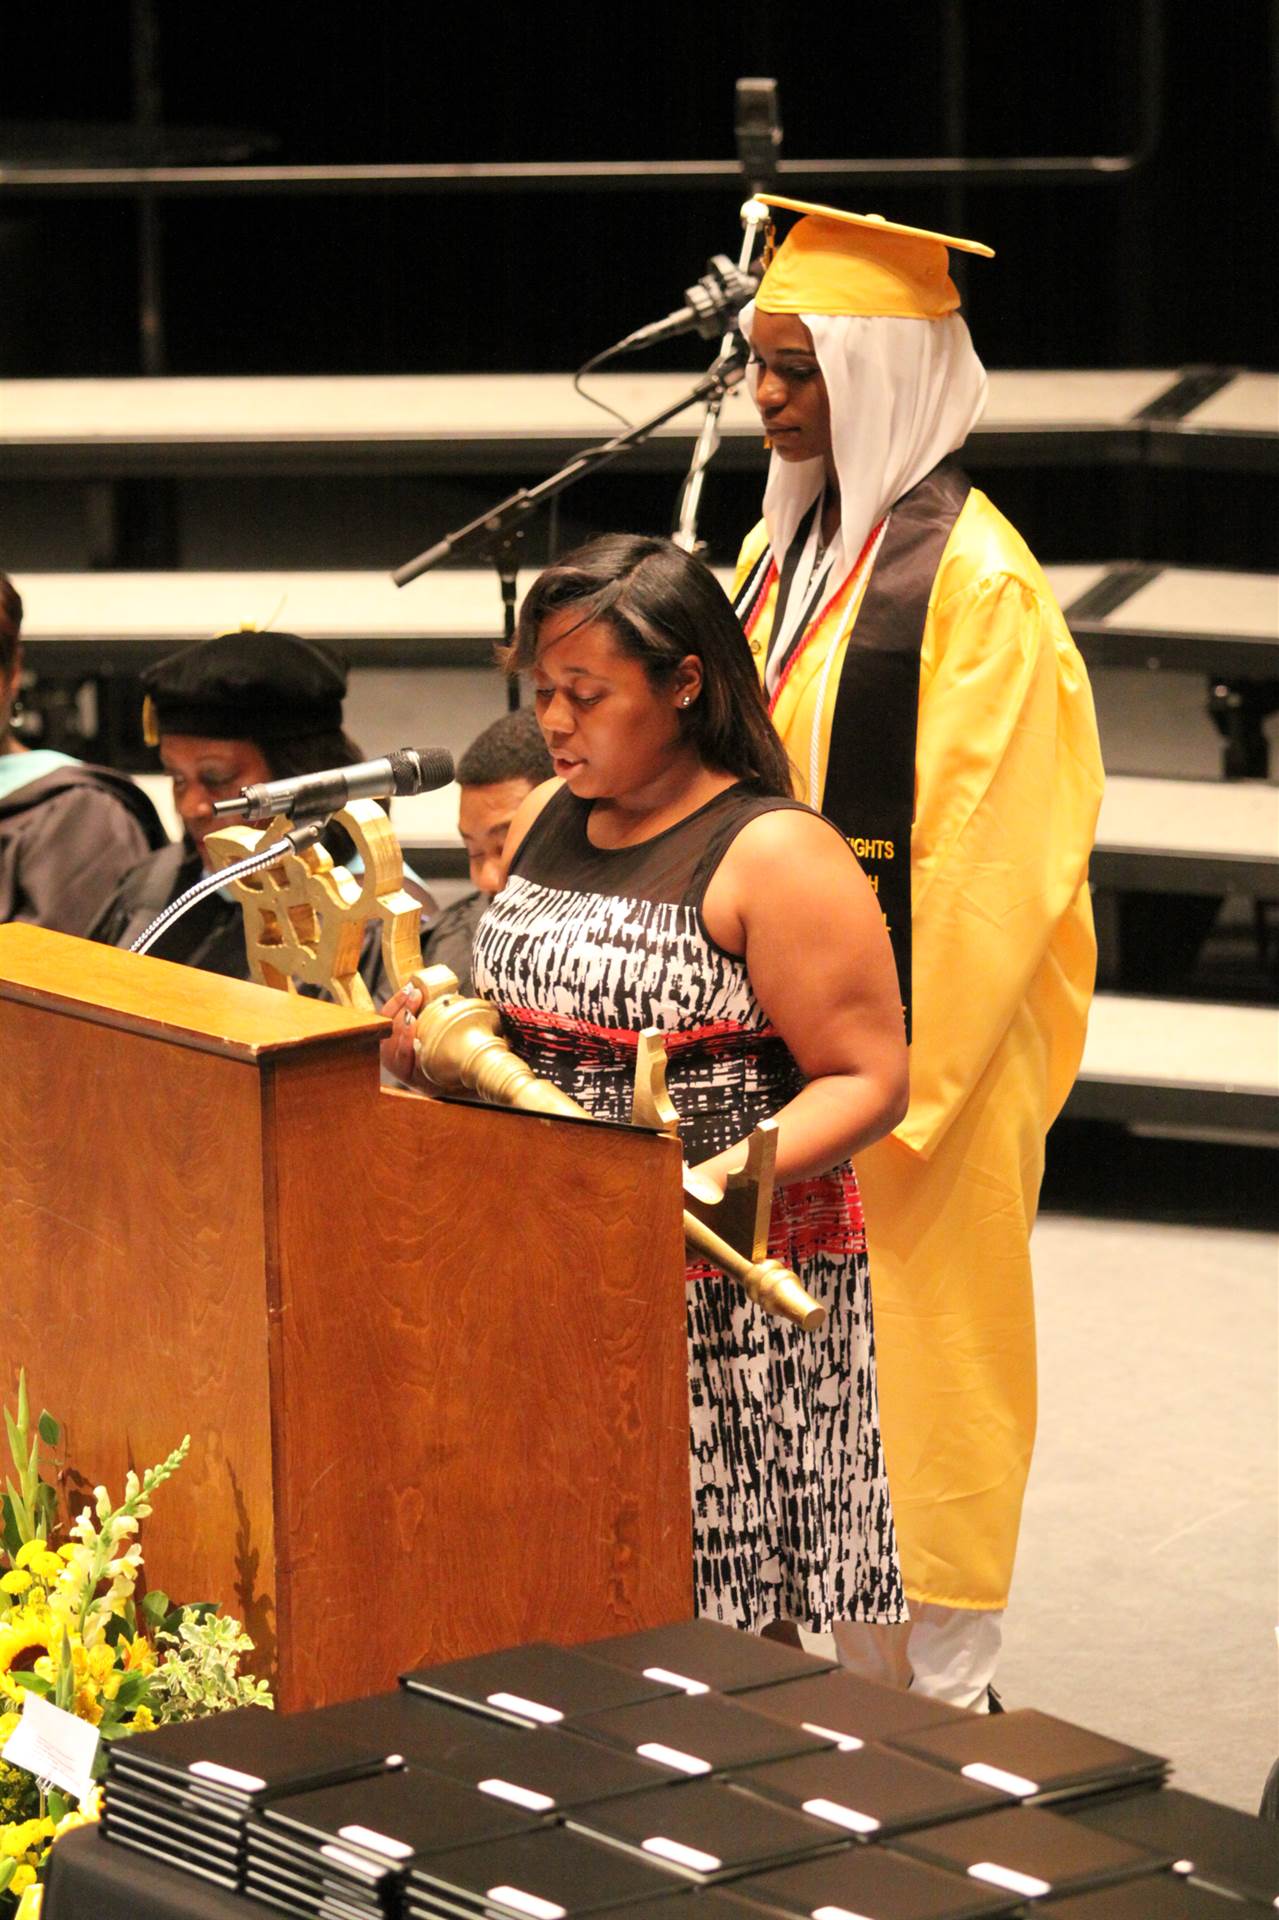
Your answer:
(386, 532), (908, 1641)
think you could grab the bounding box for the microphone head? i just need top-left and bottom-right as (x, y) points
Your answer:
(404, 746), (455, 794)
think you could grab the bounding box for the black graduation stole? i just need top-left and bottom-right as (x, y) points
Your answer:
(737, 461), (971, 1041)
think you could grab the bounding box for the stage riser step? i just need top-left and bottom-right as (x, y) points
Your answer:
(11, 564), (1278, 678)
(1, 368), (1274, 478)
(1067, 993), (1279, 1137)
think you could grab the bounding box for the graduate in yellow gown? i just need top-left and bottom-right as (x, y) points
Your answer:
(732, 198), (1105, 1707)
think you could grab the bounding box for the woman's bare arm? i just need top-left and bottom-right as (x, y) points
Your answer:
(695, 807), (908, 1192)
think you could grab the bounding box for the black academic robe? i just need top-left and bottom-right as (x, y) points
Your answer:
(0, 763), (166, 937)
(90, 841), (250, 976)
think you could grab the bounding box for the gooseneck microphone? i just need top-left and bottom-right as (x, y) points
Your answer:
(211, 746), (455, 824)
(612, 255), (761, 357)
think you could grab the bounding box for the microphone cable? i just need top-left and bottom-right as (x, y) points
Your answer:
(129, 821), (325, 960)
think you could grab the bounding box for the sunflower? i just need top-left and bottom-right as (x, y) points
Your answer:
(0, 1613), (57, 1701)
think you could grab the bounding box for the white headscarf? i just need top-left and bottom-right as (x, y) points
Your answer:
(738, 303), (989, 590)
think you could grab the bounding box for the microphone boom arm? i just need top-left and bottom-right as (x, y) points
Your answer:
(392, 346), (748, 588)
(673, 199), (771, 555)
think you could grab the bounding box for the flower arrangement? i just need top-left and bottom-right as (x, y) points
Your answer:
(0, 1373), (272, 1917)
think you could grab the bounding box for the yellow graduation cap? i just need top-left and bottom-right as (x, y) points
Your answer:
(755, 194), (994, 320)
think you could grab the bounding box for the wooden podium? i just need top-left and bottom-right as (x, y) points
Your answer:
(0, 924), (692, 1711)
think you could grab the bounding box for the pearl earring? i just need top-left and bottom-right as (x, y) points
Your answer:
(681, 696), (692, 707)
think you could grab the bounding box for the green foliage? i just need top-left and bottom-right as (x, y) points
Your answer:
(149, 1609), (274, 1724)
(3, 1375), (60, 1554)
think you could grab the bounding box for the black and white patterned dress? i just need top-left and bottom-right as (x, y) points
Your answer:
(473, 781), (904, 1633)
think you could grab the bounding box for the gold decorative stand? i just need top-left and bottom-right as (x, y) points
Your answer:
(206, 799), (424, 1007)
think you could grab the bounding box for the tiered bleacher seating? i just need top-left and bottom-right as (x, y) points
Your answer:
(15, 562), (1277, 676)
(4, 367), (1276, 1137)
(3, 368), (1274, 475)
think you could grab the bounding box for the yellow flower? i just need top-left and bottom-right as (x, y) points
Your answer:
(86, 1645), (115, 1688)
(119, 1637), (154, 1676)
(48, 1791), (100, 1843)
(0, 1713), (18, 1747)
(15, 1882), (42, 1920)
(0, 1573), (31, 1596)
(0, 1618), (58, 1692)
(10, 1863), (35, 1895)
(12, 1545), (60, 1582)
(72, 1688), (102, 1727)
(1, 1817), (52, 1857)
(130, 1704), (156, 1733)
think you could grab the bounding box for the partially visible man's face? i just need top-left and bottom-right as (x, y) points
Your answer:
(458, 777), (536, 897)
(161, 733), (273, 867)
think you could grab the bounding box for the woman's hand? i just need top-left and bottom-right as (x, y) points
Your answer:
(380, 979), (425, 1086)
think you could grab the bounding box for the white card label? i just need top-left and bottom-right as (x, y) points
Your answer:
(190, 1758), (266, 1792)
(969, 1861), (1051, 1898)
(2, 1690), (100, 1804)
(801, 1795), (880, 1834)
(801, 1720), (864, 1753)
(338, 1822), (414, 1860)
(961, 1760), (1038, 1797)
(479, 1777), (556, 1813)
(642, 1666), (709, 1696)
(486, 1691), (563, 1724)
(635, 1741), (711, 1775)
(487, 1886), (566, 1919)
(642, 1835), (722, 1872)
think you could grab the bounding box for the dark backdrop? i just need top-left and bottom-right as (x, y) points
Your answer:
(1, 0), (1275, 379)
(1, 1), (1275, 574)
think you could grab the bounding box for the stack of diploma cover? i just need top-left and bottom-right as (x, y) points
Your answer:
(399, 1642), (687, 1728)
(578, 1619), (836, 1699)
(563, 1775), (846, 1882)
(85, 1623), (1243, 1920)
(101, 1701), (397, 1892)
(403, 1824), (685, 1920)
(247, 1765), (540, 1916)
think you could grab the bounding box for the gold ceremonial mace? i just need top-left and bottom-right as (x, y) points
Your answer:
(204, 803), (825, 1331)
(407, 964), (826, 1332)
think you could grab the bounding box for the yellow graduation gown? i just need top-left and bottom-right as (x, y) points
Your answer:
(736, 486), (1104, 1609)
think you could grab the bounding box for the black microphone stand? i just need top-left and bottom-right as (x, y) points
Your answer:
(391, 342), (750, 702)
(392, 75), (782, 705)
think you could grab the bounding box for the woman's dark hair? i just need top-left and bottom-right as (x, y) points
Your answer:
(0, 575), (23, 678)
(506, 534), (793, 798)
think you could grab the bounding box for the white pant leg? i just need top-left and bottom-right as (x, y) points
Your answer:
(906, 1603), (1004, 1710)
(824, 1620), (915, 1691)
(800, 1607), (1003, 1707)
